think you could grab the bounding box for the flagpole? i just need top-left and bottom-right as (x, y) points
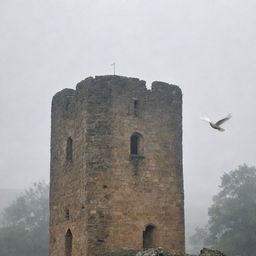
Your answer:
(111, 63), (115, 75)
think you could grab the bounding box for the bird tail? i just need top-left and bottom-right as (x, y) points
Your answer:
(218, 127), (225, 132)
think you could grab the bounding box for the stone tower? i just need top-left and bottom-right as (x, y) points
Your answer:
(50, 75), (184, 256)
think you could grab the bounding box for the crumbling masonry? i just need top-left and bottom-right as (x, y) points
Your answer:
(49, 75), (185, 256)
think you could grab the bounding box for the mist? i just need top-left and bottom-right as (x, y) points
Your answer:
(1, 0), (256, 241)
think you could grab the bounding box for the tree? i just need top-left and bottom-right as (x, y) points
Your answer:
(0, 182), (49, 256)
(188, 227), (209, 254)
(190, 165), (256, 256)
(208, 164), (256, 256)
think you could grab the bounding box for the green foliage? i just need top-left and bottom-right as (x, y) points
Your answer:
(190, 165), (256, 256)
(0, 182), (49, 256)
(207, 164), (256, 256)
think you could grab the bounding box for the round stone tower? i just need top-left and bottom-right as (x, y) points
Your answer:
(49, 75), (184, 256)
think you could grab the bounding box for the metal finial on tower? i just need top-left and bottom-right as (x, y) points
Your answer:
(111, 63), (115, 75)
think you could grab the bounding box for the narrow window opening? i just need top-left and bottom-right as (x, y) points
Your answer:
(130, 133), (143, 156)
(134, 100), (139, 116)
(66, 137), (73, 162)
(65, 209), (70, 220)
(143, 225), (155, 249)
(131, 135), (138, 155)
(65, 229), (73, 256)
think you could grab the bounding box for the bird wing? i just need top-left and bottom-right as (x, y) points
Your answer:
(215, 114), (232, 126)
(200, 117), (211, 123)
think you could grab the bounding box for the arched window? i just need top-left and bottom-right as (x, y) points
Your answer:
(130, 133), (143, 155)
(65, 229), (73, 256)
(66, 137), (73, 161)
(143, 225), (156, 249)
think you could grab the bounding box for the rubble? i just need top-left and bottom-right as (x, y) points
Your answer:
(135, 247), (178, 256)
(106, 247), (225, 256)
(199, 248), (226, 256)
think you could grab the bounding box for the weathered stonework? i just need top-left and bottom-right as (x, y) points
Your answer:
(49, 75), (184, 256)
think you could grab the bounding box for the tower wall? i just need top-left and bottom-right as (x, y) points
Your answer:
(50, 75), (184, 256)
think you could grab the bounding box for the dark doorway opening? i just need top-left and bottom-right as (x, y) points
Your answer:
(143, 225), (155, 249)
(65, 229), (72, 256)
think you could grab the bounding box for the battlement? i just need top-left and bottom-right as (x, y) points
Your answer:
(52, 76), (182, 118)
(53, 75), (181, 95)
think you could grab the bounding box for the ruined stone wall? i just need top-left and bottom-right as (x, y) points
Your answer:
(50, 87), (88, 256)
(50, 75), (184, 256)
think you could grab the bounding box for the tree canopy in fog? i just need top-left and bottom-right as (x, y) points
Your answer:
(190, 165), (256, 256)
(0, 182), (49, 256)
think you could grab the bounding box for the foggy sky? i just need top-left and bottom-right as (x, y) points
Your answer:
(1, 0), (256, 235)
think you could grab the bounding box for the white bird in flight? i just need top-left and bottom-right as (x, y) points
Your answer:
(200, 114), (232, 132)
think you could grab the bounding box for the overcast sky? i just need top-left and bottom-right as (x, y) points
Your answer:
(1, 0), (256, 236)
